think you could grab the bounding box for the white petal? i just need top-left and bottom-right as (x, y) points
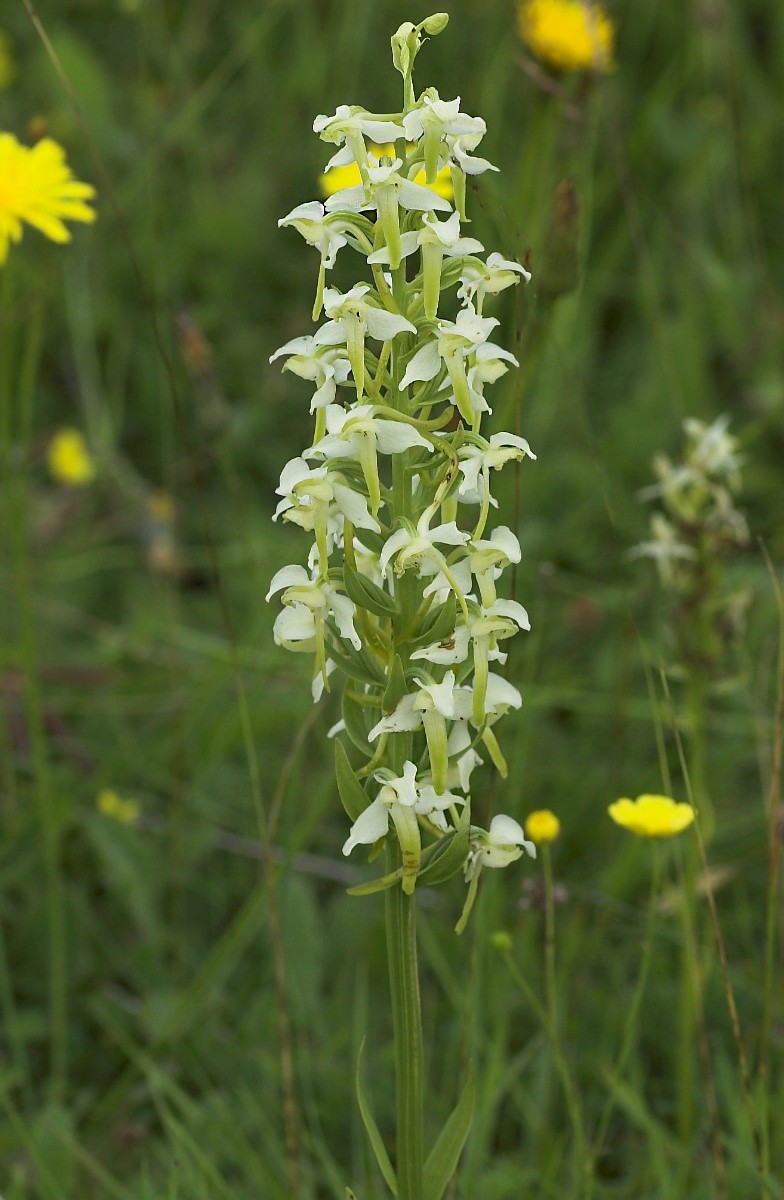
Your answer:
(266, 564), (310, 601)
(372, 420), (433, 455)
(399, 341), (442, 390)
(342, 797), (390, 855)
(363, 307), (417, 341)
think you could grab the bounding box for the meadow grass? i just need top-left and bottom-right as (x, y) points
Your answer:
(1, 0), (783, 1196)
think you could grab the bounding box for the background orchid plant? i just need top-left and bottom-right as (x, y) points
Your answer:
(267, 13), (538, 1198)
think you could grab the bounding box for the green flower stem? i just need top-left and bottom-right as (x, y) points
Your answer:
(499, 946), (587, 1197)
(587, 844), (661, 1192)
(1, 270), (68, 1102)
(542, 845), (556, 1029)
(384, 846), (425, 1200)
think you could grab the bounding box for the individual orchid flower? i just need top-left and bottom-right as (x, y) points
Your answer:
(278, 201), (370, 316)
(468, 604), (529, 724)
(379, 512), (470, 613)
(342, 760), (446, 893)
(269, 329), (351, 433)
(456, 812), (535, 934)
(274, 456), (379, 573)
(368, 670), (465, 794)
(403, 90), (488, 183)
(322, 284), (416, 401)
(267, 563), (362, 682)
(305, 402), (433, 514)
(458, 251), (531, 312)
(313, 105), (405, 183)
(458, 432), (536, 532)
(468, 526), (521, 607)
(416, 211), (484, 319)
(399, 304), (499, 425)
(325, 156), (451, 270)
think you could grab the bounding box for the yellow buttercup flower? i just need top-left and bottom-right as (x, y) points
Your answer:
(47, 428), (96, 486)
(0, 31), (15, 90)
(0, 133), (96, 265)
(320, 142), (453, 201)
(608, 794), (695, 838)
(525, 809), (561, 845)
(517, 0), (615, 73)
(97, 788), (141, 825)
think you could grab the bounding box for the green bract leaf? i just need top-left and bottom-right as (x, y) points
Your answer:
(328, 634), (387, 686)
(335, 740), (369, 821)
(423, 1068), (475, 1200)
(347, 865), (405, 896)
(356, 1040), (398, 1196)
(382, 654), (408, 714)
(409, 595), (457, 649)
(418, 802), (471, 885)
(342, 688), (374, 756)
(343, 558), (399, 619)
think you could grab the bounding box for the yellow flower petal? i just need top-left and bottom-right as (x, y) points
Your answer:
(525, 808), (561, 845)
(47, 428), (96, 486)
(608, 794), (695, 838)
(0, 132), (96, 264)
(517, 0), (615, 73)
(97, 788), (141, 825)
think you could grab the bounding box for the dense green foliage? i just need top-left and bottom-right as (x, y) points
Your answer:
(1, 1), (783, 1196)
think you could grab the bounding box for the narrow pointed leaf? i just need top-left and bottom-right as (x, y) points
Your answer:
(423, 1069), (475, 1200)
(347, 864), (405, 896)
(356, 1041), (398, 1195)
(382, 654), (408, 714)
(342, 689), (373, 756)
(409, 595), (457, 649)
(418, 802), (471, 886)
(344, 558), (399, 619)
(335, 740), (369, 820)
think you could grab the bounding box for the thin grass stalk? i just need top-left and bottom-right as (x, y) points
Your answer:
(661, 670), (766, 1188)
(499, 946), (587, 1198)
(1, 272), (68, 1102)
(758, 544), (784, 1183)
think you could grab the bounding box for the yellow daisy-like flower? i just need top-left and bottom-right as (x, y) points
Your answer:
(97, 788), (141, 825)
(47, 428), (96, 486)
(0, 133), (96, 265)
(517, 0), (615, 73)
(525, 809), (561, 845)
(0, 31), (15, 90)
(320, 142), (453, 201)
(608, 795), (695, 838)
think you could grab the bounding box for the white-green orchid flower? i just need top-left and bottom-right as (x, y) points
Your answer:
(274, 456), (379, 573)
(379, 512), (471, 614)
(458, 251), (531, 312)
(368, 670), (462, 794)
(458, 433), (536, 496)
(457, 432), (535, 531)
(269, 329), (351, 431)
(368, 209), (483, 319)
(305, 402), (433, 515)
(457, 813), (535, 934)
(403, 90), (487, 183)
(322, 285), (416, 401)
(277, 201), (369, 316)
(399, 304), (498, 425)
(342, 760), (446, 893)
(326, 156), (451, 270)
(467, 603), (529, 724)
(467, 814), (535, 879)
(313, 105), (405, 183)
(468, 526), (521, 607)
(267, 563), (361, 680)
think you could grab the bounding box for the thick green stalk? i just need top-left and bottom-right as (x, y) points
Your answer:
(385, 848), (425, 1200)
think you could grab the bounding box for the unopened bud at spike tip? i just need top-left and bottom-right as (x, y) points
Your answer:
(421, 13), (449, 36)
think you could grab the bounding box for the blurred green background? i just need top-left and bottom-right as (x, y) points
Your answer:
(1, 0), (783, 1196)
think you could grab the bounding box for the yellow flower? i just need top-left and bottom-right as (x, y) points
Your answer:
(0, 31), (15, 90)
(0, 133), (96, 265)
(47, 428), (96, 486)
(97, 788), (141, 825)
(608, 795), (695, 838)
(320, 142), (453, 201)
(517, 0), (615, 73)
(525, 809), (561, 845)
